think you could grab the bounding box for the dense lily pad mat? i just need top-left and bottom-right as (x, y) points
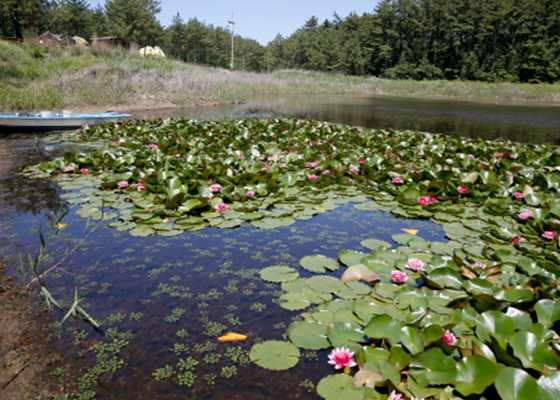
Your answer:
(25, 118), (560, 399)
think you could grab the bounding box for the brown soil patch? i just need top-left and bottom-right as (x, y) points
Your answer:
(0, 263), (62, 400)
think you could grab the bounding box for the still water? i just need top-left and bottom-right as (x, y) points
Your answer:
(0, 94), (559, 399)
(136, 93), (560, 145)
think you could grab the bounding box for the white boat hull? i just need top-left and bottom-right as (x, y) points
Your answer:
(0, 112), (133, 132)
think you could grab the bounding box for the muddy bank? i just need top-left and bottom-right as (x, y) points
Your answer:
(0, 263), (62, 400)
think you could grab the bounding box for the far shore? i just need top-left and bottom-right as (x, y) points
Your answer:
(70, 89), (560, 116)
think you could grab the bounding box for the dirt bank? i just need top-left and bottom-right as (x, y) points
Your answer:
(0, 263), (62, 400)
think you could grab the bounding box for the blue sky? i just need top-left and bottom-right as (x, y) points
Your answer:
(88, 0), (381, 45)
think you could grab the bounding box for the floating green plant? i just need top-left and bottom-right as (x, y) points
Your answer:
(220, 365), (237, 379)
(153, 364), (175, 381)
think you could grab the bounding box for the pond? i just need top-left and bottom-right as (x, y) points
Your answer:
(136, 93), (560, 145)
(1, 94), (559, 400)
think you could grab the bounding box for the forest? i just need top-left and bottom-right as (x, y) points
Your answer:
(1, 0), (559, 83)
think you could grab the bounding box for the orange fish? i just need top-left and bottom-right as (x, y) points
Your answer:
(217, 332), (247, 342)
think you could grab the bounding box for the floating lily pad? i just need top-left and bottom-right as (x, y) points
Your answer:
(300, 255), (339, 273)
(287, 321), (330, 350)
(260, 266), (299, 283)
(249, 340), (300, 370)
(317, 374), (364, 400)
(306, 275), (345, 294)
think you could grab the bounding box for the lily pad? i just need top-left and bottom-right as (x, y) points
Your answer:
(317, 374), (364, 400)
(300, 255), (339, 273)
(287, 321), (330, 350)
(260, 266), (299, 283)
(249, 340), (300, 370)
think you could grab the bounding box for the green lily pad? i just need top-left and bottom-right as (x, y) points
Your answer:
(455, 355), (497, 396)
(495, 367), (540, 400)
(509, 331), (557, 371)
(338, 250), (367, 267)
(410, 348), (457, 386)
(249, 340), (300, 370)
(300, 255), (339, 273)
(327, 321), (366, 350)
(260, 266), (299, 283)
(279, 292), (311, 310)
(317, 374), (364, 400)
(306, 275), (345, 293)
(129, 226), (155, 237)
(287, 321), (330, 350)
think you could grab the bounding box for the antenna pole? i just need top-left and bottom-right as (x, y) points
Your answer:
(228, 13), (235, 70)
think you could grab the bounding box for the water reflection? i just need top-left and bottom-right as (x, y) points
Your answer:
(135, 94), (560, 145)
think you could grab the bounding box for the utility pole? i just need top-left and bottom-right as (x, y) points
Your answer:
(228, 13), (235, 70)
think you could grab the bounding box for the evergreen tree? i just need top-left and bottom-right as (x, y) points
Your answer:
(104, 0), (163, 46)
(51, 0), (93, 40)
(0, 0), (48, 38)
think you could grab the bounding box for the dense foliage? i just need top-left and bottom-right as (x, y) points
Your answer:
(271, 0), (560, 83)
(2, 0), (558, 81)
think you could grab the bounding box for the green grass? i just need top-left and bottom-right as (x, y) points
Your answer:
(1, 39), (559, 112)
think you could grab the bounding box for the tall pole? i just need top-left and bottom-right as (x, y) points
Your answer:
(228, 13), (235, 70)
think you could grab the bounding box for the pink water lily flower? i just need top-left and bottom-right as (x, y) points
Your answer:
(210, 184), (222, 193)
(64, 166), (73, 172)
(442, 330), (457, 346)
(519, 209), (533, 220)
(429, 196), (438, 203)
(308, 174), (318, 180)
(81, 168), (88, 175)
(468, 155), (475, 159)
(350, 166), (359, 173)
(306, 162), (317, 168)
(474, 263), (487, 270)
(137, 182), (145, 191)
(393, 177), (404, 184)
(215, 203), (228, 212)
(391, 270), (408, 284)
(246, 191), (255, 198)
(497, 152), (505, 157)
(514, 192), (523, 199)
(543, 231), (557, 240)
(388, 391), (403, 400)
(408, 258), (424, 271)
(359, 159), (366, 164)
(511, 236), (523, 243)
(261, 164), (271, 171)
(148, 143), (159, 150)
(418, 196), (430, 205)
(327, 347), (356, 370)
(458, 187), (468, 194)
(117, 181), (128, 188)
(30, 171), (38, 176)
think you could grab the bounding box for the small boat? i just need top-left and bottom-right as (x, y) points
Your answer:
(0, 111), (133, 132)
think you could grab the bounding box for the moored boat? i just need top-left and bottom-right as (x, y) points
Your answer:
(0, 111), (133, 132)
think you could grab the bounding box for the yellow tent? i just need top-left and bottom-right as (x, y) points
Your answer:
(139, 46), (166, 58)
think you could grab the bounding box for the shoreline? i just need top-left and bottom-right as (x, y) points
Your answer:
(69, 90), (560, 115)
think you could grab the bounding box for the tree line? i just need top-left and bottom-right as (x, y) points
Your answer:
(1, 0), (559, 82)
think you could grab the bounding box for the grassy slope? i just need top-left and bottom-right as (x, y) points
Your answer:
(1, 40), (559, 112)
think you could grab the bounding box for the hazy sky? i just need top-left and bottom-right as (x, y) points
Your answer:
(88, 0), (381, 45)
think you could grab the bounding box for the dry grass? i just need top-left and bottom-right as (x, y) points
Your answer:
(1, 40), (559, 111)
